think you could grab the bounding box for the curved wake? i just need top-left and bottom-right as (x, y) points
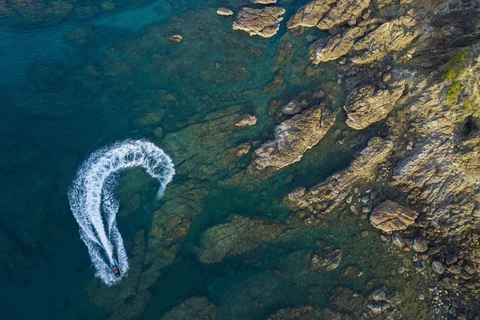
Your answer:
(68, 139), (175, 286)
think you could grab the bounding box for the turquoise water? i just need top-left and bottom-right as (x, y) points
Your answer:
(0, 1), (403, 319)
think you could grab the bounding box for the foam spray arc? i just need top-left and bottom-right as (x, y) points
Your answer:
(68, 139), (175, 286)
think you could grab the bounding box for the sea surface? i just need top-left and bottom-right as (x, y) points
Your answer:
(0, 0), (401, 319)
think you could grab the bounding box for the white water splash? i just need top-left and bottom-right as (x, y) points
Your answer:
(68, 139), (175, 286)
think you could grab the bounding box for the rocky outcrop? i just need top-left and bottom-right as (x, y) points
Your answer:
(287, 0), (336, 29)
(310, 249), (342, 272)
(344, 69), (405, 130)
(369, 200), (419, 233)
(316, 0), (370, 30)
(351, 16), (418, 65)
(254, 103), (335, 170)
(160, 296), (218, 320)
(287, 0), (370, 30)
(286, 137), (393, 220)
(197, 215), (286, 263)
(310, 27), (366, 64)
(233, 7), (285, 38)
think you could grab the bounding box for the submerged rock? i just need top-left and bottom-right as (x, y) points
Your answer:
(266, 305), (320, 320)
(310, 249), (342, 272)
(254, 103), (335, 170)
(233, 7), (286, 38)
(197, 215), (285, 263)
(234, 113), (257, 128)
(369, 200), (419, 233)
(344, 69), (405, 130)
(159, 296), (218, 320)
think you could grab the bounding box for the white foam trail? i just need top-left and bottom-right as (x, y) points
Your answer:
(68, 139), (175, 286)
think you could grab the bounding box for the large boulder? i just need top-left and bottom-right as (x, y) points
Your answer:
(369, 200), (419, 233)
(344, 69), (405, 130)
(254, 103), (335, 170)
(233, 7), (286, 38)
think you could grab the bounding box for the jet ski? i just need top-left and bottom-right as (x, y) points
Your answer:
(112, 265), (120, 277)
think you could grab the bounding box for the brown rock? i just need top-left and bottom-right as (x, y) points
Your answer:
(169, 34), (183, 42)
(234, 114), (257, 128)
(287, 0), (336, 29)
(216, 7), (233, 16)
(316, 0), (370, 30)
(344, 69), (405, 130)
(309, 26), (366, 64)
(234, 143), (251, 157)
(351, 16), (418, 64)
(254, 0), (277, 4)
(370, 200), (419, 233)
(233, 7), (285, 38)
(254, 104), (334, 170)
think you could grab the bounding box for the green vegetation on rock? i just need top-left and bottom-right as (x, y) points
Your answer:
(446, 81), (463, 103)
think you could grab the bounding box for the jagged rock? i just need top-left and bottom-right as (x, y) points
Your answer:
(197, 215), (285, 263)
(266, 306), (320, 320)
(351, 16), (418, 64)
(159, 296), (218, 320)
(286, 137), (393, 217)
(370, 200), (419, 233)
(287, 0), (336, 29)
(233, 7), (285, 38)
(217, 8), (233, 16)
(287, 0), (369, 30)
(316, 0), (370, 30)
(254, 103), (334, 170)
(309, 27), (366, 64)
(310, 249), (342, 272)
(344, 69), (405, 130)
(234, 114), (257, 128)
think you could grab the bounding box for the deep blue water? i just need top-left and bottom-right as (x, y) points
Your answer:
(0, 1), (399, 319)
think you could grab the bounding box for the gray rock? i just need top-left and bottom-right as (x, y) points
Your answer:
(432, 261), (445, 274)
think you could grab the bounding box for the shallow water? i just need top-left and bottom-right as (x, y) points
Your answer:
(0, 1), (404, 319)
